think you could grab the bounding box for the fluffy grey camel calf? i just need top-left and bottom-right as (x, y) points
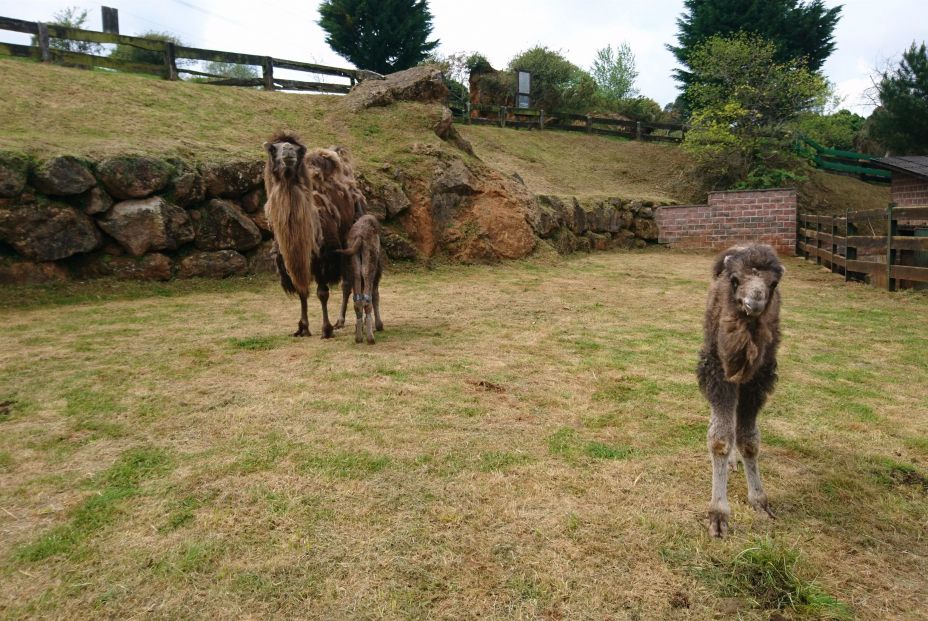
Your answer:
(336, 214), (384, 344)
(697, 243), (785, 538)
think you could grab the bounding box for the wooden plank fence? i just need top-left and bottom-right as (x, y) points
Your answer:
(797, 206), (928, 291)
(457, 103), (686, 143)
(0, 15), (358, 92)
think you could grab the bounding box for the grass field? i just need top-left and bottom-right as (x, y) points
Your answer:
(0, 249), (926, 619)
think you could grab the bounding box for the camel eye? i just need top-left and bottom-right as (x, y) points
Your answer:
(730, 276), (740, 290)
(770, 280), (779, 291)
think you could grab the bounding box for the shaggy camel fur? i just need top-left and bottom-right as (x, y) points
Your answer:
(336, 214), (384, 344)
(697, 243), (785, 538)
(263, 132), (366, 337)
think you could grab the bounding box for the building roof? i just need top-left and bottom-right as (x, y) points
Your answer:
(872, 156), (928, 181)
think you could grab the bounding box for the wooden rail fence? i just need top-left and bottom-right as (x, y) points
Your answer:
(0, 15), (358, 92)
(797, 206), (928, 291)
(456, 103), (686, 143)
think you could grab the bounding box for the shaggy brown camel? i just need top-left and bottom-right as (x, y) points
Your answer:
(263, 132), (365, 337)
(697, 243), (785, 538)
(336, 214), (384, 344)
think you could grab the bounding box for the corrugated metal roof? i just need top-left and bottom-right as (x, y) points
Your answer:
(873, 156), (928, 180)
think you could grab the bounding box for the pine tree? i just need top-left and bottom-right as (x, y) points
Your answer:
(669, 0), (841, 90)
(870, 42), (928, 155)
(318, 0), (439, 74)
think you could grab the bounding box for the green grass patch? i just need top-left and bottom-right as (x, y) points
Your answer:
(15, 447), (171, 562)
(298, 449), (390, 479)
(227, 335), (290, 351)
(727, 538), (853, 619)
(478, 451), (532, 472)
(548, 428), (636, 462)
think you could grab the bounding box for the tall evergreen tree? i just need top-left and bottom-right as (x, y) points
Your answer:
(669, 0), (842, 90)
(318, 0), (439, 74)
(870, 42), (928, 155)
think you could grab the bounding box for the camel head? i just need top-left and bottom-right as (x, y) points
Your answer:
(715, 244), (784, 318)
(264, 132), (307, 180)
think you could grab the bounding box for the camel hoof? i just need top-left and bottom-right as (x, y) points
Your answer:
(375, 321), (384, 332)
(293, 325), (311, 337)
(334, 319), (345, 329)
(708, 510), (729, 539)
(750, 497), (776, 519)
(321, 325), (335, 339)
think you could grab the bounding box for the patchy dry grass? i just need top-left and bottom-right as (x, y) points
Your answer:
(457, 125), (690, 202)
(0, 250), (926, 619)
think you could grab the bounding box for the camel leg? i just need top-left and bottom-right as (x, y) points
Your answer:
(372, 283), (383, 332)
(335, 274), (351, 330)
(707, 385), (737, 538)
(293, 293), (311, 337)
(353, 254), (364, 343)
(317, 284), (334, 339)
(728, 448), (742, 472)
(737, 388), (775, 519)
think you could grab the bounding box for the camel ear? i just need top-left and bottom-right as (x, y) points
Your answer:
(713, 252), (736, 277)
(263, 142), (273, 154)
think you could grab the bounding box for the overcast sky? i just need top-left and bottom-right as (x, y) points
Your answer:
(1, 0), (925, 114)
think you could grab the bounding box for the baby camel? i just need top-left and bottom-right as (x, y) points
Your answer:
(697, 243), (785, 538)
(337, 214), (384, 344)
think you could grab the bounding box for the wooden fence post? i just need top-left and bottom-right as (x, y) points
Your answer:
(539, 109), (544, 131)
(262, 56), (274, 91)
(846, 210), (857, 282)
(499, 106), (506, 128)
(585, 115), (592, 133)
(465, 102), (471, 125)
(830, 215), (837, 273)
(37, 23), (50, 62)
(636, 121), (642, 141)
(164, 42), (178, 80)
(815, 217), (823, 266)
(887, 203), (897, 292)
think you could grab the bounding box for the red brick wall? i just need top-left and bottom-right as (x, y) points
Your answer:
(656, 188), (797, 255)
(892, 172), (928, 207)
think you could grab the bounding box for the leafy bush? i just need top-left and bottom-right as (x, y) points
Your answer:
(796, 109), (867, 151)
(110, 31), (184, 67)
(508, 46), (598, 113)
(683, 34), (828, 191)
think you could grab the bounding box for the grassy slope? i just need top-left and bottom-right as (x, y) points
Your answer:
(457, 125), (689, 202)
(0, 58), (448, 177)
(1, 58), (886, 211)
(0, 251), (926, 619)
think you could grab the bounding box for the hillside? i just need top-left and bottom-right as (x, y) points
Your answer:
(1, 58), (889, 211)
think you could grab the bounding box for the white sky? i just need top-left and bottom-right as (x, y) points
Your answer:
(1, 0), (925, 114)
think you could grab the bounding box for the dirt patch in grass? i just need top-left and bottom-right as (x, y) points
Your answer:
(0, 250), (926, 619)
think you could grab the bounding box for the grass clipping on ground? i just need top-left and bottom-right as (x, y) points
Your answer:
(1, 249), (926, 619)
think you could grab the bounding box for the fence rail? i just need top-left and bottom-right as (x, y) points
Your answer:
(455, 103), (686, 143)
(797, 206), (928, 291)
(795, 134), (890, 181)
(0, 15), (357, 92)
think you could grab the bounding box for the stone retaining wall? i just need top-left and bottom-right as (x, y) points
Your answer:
(0, 149), (663, 284)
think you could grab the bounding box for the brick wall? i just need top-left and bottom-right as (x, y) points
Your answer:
(656, 188), (797, 255)
(892, 172), (928, 207)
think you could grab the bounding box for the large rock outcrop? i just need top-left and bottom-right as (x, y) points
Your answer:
(97, 196), (194, 256)
(32, 156), (96, 196)
(98, 156), (174, 199)
(344, 65), (448, 111)
(0, 201), (101, 261)
(192, 199), (262, 251)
